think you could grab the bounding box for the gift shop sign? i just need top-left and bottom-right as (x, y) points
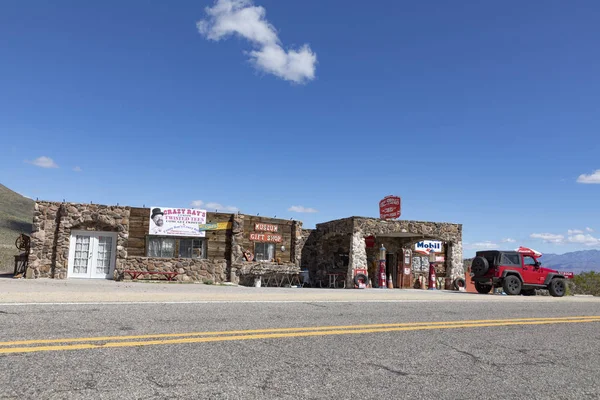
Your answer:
(379, 195), (401, 220)
(250, 233), (283, 243)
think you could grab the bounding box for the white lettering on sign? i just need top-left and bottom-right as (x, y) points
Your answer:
(254, 223), (278, 232)
(415, 240), (443, 253)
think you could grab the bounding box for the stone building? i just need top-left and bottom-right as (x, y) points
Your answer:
(28, 201), (302, 284)
(27, 201), (463, 288)
(300, 217), (463, 289)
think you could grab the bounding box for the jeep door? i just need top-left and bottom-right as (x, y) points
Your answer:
(521, 255), (544, 284)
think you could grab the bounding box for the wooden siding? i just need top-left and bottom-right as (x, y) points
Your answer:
(242, 216), (294, 263)
(126, 208), (232, 260)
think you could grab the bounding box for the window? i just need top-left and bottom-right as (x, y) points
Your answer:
(147, 237), (207, 259)
(254, 242), (275, 262)
(524, 256), (537, 266)
(501, 253), (521, 266)
(179, 238), (206, 259)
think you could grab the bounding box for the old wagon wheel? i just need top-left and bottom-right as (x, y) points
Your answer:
(15, 234), (30, 252)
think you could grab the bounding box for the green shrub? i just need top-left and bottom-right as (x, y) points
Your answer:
(571, 271), (600, 296)
(203, 279), (214, 285)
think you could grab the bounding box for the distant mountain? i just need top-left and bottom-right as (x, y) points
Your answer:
(0, 184), (35, 272)
(463, 250), (600, 274)
(539, 250), (600, 273)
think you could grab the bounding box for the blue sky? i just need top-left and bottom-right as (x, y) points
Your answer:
(1, 0), (599, 257)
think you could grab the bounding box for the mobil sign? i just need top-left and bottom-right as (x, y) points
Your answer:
(379, 195), (401, 220)
(415, 240), (443, 253)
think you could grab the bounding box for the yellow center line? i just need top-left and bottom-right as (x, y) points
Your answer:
(1, 316), (599, 347)
(0, 317), (599, 355)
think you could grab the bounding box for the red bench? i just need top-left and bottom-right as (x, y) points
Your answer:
(123, 270), (179, 281)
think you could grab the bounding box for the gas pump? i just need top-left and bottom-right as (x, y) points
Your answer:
(378, 244), (387, 289)
(428, 251), (437, 290)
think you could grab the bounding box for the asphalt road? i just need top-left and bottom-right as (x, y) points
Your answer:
(1, 300), (599, 400)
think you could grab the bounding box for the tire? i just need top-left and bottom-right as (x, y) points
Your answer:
(453, 278), (466, 290)
(354, 273), (368, 287)
(471, 257), (489, 277)
(502, 275), (522, 295)
(474, 282), (492, 294)
(548, 278), (566, 297)
(521, 289), (536, 296)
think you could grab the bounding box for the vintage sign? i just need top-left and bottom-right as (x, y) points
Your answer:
(379, 195), (401, 220)
(149, 207), (207, 237)
(559, 271), (574, 279)
(198, 222), (232, 231)
(415, 240), (443, 253)
(249, 233), (283, 243)
(364, 236), (376, 248)
(254, 223), (278, 232)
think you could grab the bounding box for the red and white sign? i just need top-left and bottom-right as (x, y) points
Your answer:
(254, 223), (278, 232)
(379, 195), (401, 220)
(249, 233), (283, 243)
(559, 271), (575, 279)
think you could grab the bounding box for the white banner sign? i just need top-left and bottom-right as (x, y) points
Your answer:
(149, 207), (207, 237)
(414, 240), (443, 253)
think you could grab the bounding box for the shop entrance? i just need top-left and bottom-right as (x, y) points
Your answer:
(386, 253), (396, 288)
(67, 231), (117, 279)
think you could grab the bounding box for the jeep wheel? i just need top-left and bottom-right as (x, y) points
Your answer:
(474, 282), (492, 294)
(521, 289), (536, 296)
(548, 278), (566, 297)
(471, 257), (489, 277)
(503, 275), (522, 295)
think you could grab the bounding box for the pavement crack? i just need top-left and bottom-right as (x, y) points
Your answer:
(303, 302), (327, 308)
(367, 363), (409, 376)
(442, 343), (483, 364)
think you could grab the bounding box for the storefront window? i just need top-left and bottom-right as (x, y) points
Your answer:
(179, 239), (206, 259)
(254, 243), (275, 261)
(147, 238), (206, 259)
(147, 237), (176, 258)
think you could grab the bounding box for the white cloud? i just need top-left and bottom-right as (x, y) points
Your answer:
(465, 241), (498, 250)
(577, 169), (600, 184)
(501, 238), (516, 243)
(586, 227), (594, 233)
(288, 205), (318, 213)
(197, 0), (317, 84)
(73, 166), (82, 172)
(530, 233), (565, 244)
(26, 156), (58, 168)
(567, 229), (583, 235)
(567, 234), (600, 246)
(191, 200), (238, 212)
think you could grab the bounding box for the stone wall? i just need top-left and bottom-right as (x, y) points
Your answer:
(119, 257), (227, 283)
(29, 201), (129, 279)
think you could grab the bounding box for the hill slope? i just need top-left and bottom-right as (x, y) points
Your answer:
(0, 184), (35, 272)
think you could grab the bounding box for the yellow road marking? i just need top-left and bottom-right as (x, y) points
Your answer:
(0, 317), (599, 355)
(0, 316), (598, 347)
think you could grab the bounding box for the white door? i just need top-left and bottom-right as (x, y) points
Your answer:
(68, 231), (117, 279)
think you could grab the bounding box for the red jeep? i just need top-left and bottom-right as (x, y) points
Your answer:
(470, 250), (567, 297)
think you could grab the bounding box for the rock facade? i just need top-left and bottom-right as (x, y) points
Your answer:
(120, 257), (227, 282)
(29, 201), (129, 279)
